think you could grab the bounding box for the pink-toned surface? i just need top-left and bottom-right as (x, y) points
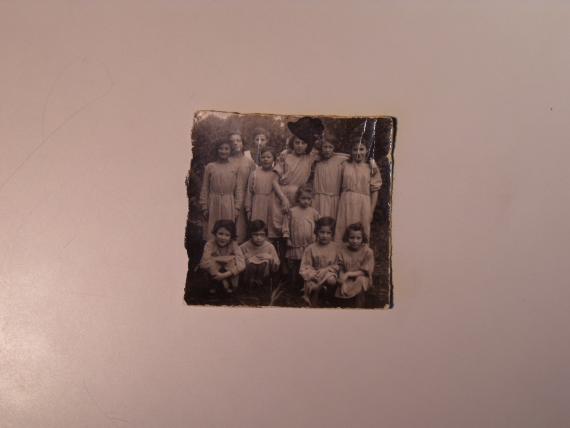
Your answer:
(1, 1), (569, 427)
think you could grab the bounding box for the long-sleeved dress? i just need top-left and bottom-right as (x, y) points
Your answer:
(334, 162), (382, 241)
(240, 240), (280, 280)
(244, 167), (280, 238)
(313, 153), (349, 218)
(271, 150), (317, 235)
(199, 161), (243, 240)
(283, 206), (319, 260)
(335, 244), (374, 299)
(230, 154), (256, 243)
(199, 240), (246, 289)
(300, 241), (339, 298)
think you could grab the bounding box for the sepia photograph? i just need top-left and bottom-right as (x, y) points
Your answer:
(184, 111), (396, 308)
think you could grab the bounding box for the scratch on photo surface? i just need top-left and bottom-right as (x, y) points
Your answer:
(0, 57), (114, 194)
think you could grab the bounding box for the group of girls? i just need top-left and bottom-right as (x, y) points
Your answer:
(197, 117), (381, 307)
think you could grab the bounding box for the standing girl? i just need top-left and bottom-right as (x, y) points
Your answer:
(229, 132), (256, 243)
(300, 217), (339, 307)
(282, 185), (320, 289)
(244, 148), (289, 239)
(274, 135), (316, 205)
(199, 140), (243, 240)
(334, 138), (382, 240)
(312, 131), (349, 218)
(199, 219), (246, 294)
(336, 222), (375, 307)
(240, 220), (280, 291)
(272, 117), (323, 235)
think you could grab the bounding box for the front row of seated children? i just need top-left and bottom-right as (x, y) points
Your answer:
(198, 217), (374, 307)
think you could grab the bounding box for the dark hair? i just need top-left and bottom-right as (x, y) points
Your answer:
(294, 184), (313, 203)
(349, 137), (370, 149)
(315, 217), (336, 235)
(214, 140), (232, 158)
(287, 135), (313, 154)
(212, 219), (237, 240)
(342, 222), (369, 244)
(252, 127), (270, 141)
(248, 219), (267, 235)
(228, 131), (246, 152)
(348, 138), (370, 162)
(259, 147), (276, 159)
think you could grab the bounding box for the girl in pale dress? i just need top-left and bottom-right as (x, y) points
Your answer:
(282, 185), (320, 290)
(244, 148), (289, 240)
(229, 132), (256, 243)
(334, 139), (382, 241)
(336, 222), (375, 308)
(272, 117), (323, 235)
(273, 136), (316, 219)
(239, 220), (280, 293)
(199, 140), (243, 240)
(312, 131), (349, 218)
(300, 217), (339, 307)
(199, 220), (246, 294)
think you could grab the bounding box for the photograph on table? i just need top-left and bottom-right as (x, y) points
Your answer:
(184, 110), (396, 309)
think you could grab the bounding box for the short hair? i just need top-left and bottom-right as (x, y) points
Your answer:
(252, 127), (270, 140)
(294, 184), (313, 203)
(315, 217), (336, 235)
(212, 219), (237, 239)
(342, 222), (369, 244)
(348, 138), (370, 162)
(287, 135), (314, 154)
(349, 137), (370, 150)
(228, 131), (246, 151)
(259, 147), (276, 159)
(248, 219), (267, 235)
(228, 131), (243, 139)
(214, 139), (232, 156)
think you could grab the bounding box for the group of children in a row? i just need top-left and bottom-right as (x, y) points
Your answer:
(199, 216), (374, 307)
(195, 117), (381, 306)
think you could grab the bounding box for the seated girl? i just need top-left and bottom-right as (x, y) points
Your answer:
(335, 222), (375, 308)
(199, 219), (245, 294)
(240, 220), (280, 290)
(312, 130), (349, 218)
(299, 217), (339, 307)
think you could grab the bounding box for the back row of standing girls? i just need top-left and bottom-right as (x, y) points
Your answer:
(199, 118), (381, 242)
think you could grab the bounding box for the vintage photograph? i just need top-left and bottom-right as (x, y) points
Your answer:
(184, 111), (396, 309)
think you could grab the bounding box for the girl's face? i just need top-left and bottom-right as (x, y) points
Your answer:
(293, 138), (308, 155)
(320, 141), (335, 159)
(260, 151), (274, 169)
(317, 225), (333, 245)
(351, 143), (368, 163)
(251, 230), (267, 247)
(217, 143), (232, 160)
(215, 227), (232, 247)
(348, 230), (364, 250)
(229, 134), (243, 153)
(254, 133), (268, 147)
(298, 193), (312, 208)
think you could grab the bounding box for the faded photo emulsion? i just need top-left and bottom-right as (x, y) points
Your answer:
(184, 111), (396, 309)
